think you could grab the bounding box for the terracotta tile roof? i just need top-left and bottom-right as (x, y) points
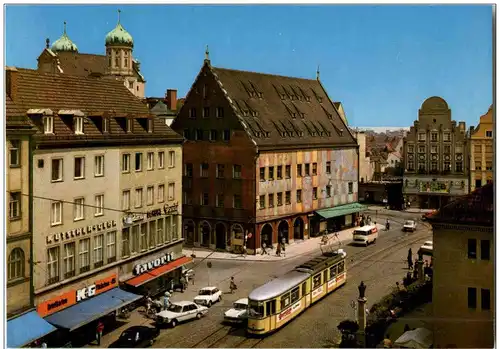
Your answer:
(10, 68), (181, 141)
(6, 96), (34, 128)
(53, 51), (145, 82)
(15, 68), (148, 116)
(428, 183), (494, 226)
(210, 65), (357, 149)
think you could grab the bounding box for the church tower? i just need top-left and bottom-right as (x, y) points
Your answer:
(105, 9), (134, 77)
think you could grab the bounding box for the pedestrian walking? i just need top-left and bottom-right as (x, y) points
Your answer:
(281, 238), (286, 257)
(146, 295), (152, 313)
(96, 320), (104, 346)
(230, 276), (237, 294)
(276, 242), (281, 257)
(180, 276), (187, 293)
(261, 242), (268, 255)
(163, 291), (171, 310)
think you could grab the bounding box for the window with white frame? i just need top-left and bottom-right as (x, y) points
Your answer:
(407, 144), (414, 153)
(79, 238), (90, 272)
(47, 246), (60, 283)
(9, 140), (20, 167)
(443, 132), (451, 142)
(94, 155), (104, 177)
(44, 116), (54, 134)
(233, 194), (242, 209)
(233, 164), (242, 179)
(135, 153), (143, 171)
(131, 225), (139, 253)
(158, 184), (165, 203)
(63, 242), (75, 278)
(122, 153), (130, 173)
(158, 151), (165, 169)
(147, 152), (154, 170)
(149, 220), (156, 247)
(156, 218), (164, 245)
(51, 158), (63, 181)
(74, 117), (84, 134)
(168, 183), (175, 201)
(74, 157), (85, 179)
(51, 201), (62, 225)
(418, 133), (426, 141)
(8, 248), (24, 281)
(73, 197), (84, 221)
(107, 231), (116, 263)
(94, 194), (104, 216)
(9, 192), (21, 220)
(135, 188), (143, 208)
(122, 190), (130, 210)
(165, 216), (171, 242)
(172, 216), (178, 240)
(94, 234), (104, 267)
(140, 223), (148, 251)
(169, 151), (175, 167)
(147, 186), (154, 205)
(122, 228), (130, 257)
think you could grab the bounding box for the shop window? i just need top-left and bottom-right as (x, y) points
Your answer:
(290, 287), (300, 304)
(280, 292), (291, 309)
(313, 273), (322, 289)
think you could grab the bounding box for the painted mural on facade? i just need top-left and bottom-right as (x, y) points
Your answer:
(256, 148), (358, 219)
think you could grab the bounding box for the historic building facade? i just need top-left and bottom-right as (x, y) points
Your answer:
(429, 184), (494, 348)
(37, 15), (145, 98)
(7, 67), (186, 342)
(403, 96), (469, 209)
(469, 105), (493, 192)
(171, 55), (359, 254)
(6, 89), (37, 318)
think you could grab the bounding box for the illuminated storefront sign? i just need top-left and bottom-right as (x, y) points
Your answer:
(133, 252), (174, 275)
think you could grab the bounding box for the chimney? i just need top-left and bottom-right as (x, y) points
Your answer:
(166, 89), (177, 111)
(6, 66), (19, 101)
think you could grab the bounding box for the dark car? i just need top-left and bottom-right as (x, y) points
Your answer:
(109, 326), (160, 348)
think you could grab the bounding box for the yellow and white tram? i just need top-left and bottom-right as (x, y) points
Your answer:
(247, 249), (347, 335)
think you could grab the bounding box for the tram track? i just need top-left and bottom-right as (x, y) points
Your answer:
(184, 227), (430, 348)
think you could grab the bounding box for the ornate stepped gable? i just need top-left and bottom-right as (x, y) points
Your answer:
(185, 62), (358, 149)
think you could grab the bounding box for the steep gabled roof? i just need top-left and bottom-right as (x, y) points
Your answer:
(428, 183), (494, 227)
(209, 65), (357, 149)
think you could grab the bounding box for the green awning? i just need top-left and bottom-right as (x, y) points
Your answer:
(315, 203), (368, 219)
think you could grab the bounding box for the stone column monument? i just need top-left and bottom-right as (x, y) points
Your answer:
(357, 281), (367, 347)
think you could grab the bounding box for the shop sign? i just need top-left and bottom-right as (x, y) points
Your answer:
(123, 213), (145, 225)
(277, 301), (301, 322)
(147, 208), (163, 219)
(163, 202), (179, 215)
(133, 252), (174, 276)
(37, 274), (117, 317)
(46, 220), (117, 245)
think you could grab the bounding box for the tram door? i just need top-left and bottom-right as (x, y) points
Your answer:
(265, 300), (277, 330)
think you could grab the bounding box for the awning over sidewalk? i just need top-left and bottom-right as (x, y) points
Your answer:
(45, 287), (142, 331)
(126, 255), (193, 287)
(315, 203), (368, 220)
(7, 310), (57, 348)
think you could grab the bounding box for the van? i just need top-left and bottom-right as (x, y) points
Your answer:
(352, 225), (378, 246)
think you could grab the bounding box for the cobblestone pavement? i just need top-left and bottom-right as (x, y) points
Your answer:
(88, 210), (432, 348)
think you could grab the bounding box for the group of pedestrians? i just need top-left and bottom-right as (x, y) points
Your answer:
(260, 237), (287, 257)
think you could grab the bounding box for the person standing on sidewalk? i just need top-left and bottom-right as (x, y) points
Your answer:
(261, 242), (268, 255)
(275, 242), (281, 257)
(281, 238), (286, 257)
(96, 320), (104, 346)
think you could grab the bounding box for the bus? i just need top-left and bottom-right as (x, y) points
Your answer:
(247, 249), (347, 335)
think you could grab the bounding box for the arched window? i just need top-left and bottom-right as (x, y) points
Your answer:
(8, 248), (24, 280)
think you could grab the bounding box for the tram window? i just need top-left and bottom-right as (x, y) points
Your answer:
(338, 261), (345, 273)
(330, 265), (337, 278)
(280, 293), (291, 309)
(266, 300), (276, 315)
(249, 302), (264, 318)
(313, 274), (322, 289)
(302, 282), (307, 296)
(290, 287), (300, 303)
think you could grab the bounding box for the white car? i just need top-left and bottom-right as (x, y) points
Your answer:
(403, 220), (417, 232)
(419, 241), (433, 256)
(224, 298), (249, 324)
(155, 301), (208, 327)
(193, 286), (222, 307)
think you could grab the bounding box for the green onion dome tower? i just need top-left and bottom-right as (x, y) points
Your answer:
(51, 21), (78, 53)
(105, 9), (134, 76)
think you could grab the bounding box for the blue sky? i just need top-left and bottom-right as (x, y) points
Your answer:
(5, 4), (493, 127)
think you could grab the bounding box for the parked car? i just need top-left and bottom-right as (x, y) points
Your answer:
(403, 220), (417, 232)
(224, 298), (249, 324)
(155, 301), (208, 327)
(419, 241), (433, 256)
(109, 326), (160, 348)
(193, 286), (222, 307)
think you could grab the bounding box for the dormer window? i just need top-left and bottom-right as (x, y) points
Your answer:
(147, 119), (153, 133)
(102, 118), (108, 133)
(126, 118), (132, 133)
(74, 117), (84, 134)
(43, 116), (54, 134)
